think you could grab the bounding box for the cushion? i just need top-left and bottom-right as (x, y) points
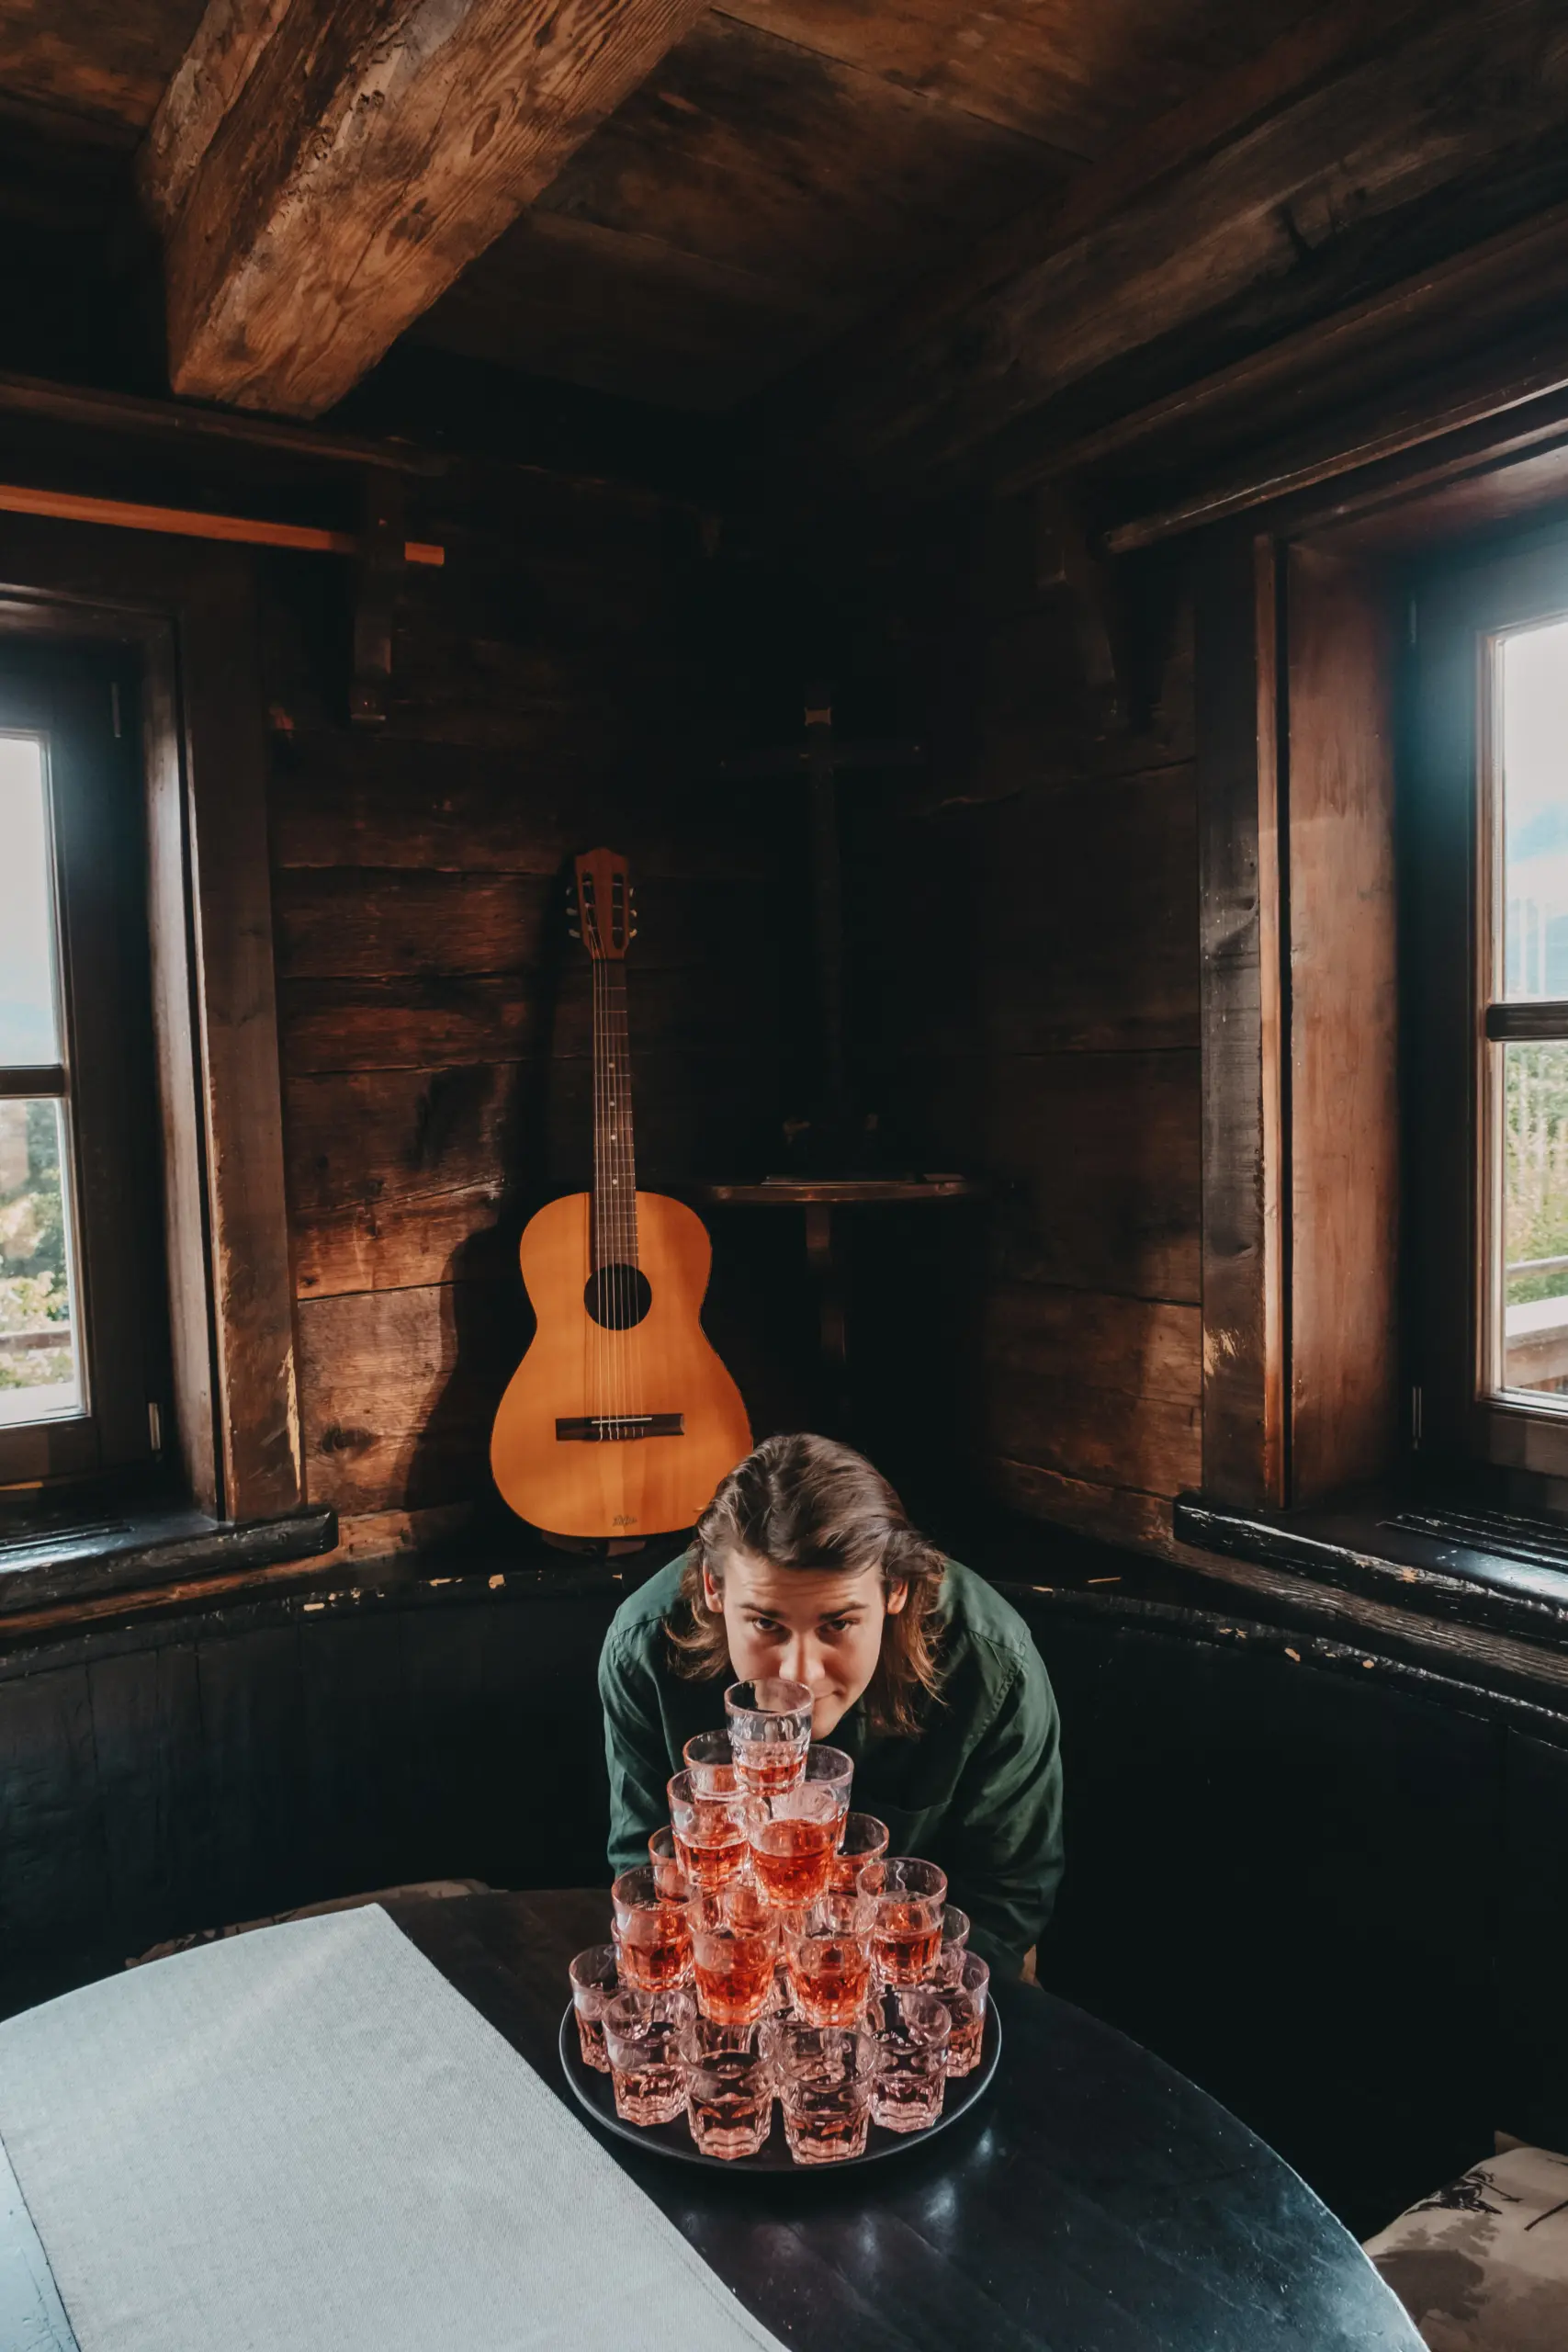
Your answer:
(1363, 2141), (1568, 2350)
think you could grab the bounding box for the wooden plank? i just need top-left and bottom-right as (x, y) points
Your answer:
(1195, 534), (1285, 1507)
(273, 868), (757, 982)
(980, 1287), (1202, 1498)
(909, 1049), (1201, 1303)
(721, 0), (1312, 153)
(538, 13), (1066, 301)
(0, 0), (205, 133)
(180, 560), (304, 1520)
(1285, 544), (1400, 1498)
(983, 1455), (1180, 1556)
(0, 480), (441, 563)
(416, 205), (834, 416)
(269, 734), (768, 876)
(296, 1283), (523, 1516)
(957, 772), (1200, 1055)
(284, 1048), (773, 1293)
(147, 0), (717, 416)
(1001, 194), (1568, 499)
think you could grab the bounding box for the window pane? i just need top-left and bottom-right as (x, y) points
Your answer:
(0, 735), (60, 1063)
(0, 1098), (82, 1425)
(1501, 618), (1568, 1001)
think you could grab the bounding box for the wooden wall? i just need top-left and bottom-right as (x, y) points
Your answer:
(852, 501), (1202, 1554)
(259, 457), (789, 1559)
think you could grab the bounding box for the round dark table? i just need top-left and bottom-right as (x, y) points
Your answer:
(387, 1889), (1421, 2352)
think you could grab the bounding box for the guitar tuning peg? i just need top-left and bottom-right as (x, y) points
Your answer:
(569, 927), (581, 940)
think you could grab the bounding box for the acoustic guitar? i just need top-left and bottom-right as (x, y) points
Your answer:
(490, 847), (752, 1538)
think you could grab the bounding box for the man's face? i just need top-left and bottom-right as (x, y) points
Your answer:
(701, 1544), (906, 1739)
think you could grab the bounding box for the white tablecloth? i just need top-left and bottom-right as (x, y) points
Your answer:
(0, 1905), (786, 2352)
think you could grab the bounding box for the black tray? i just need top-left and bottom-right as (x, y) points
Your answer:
(558, 1998), (1001, 2172)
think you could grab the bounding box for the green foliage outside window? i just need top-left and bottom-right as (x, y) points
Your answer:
(0, 1100), (73, 1389)
(1506, 1046), (1568, 1306)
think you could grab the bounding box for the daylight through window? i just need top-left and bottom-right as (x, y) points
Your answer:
(0, 733), (83, 1428)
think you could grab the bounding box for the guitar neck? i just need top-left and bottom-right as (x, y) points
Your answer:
(592, 961), (638, 1268)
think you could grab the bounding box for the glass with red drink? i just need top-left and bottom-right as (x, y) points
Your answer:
(724, 1677), (811, 1794)
(647, 1826), (689, 1902)
(568, 1943), (619, 2072)
(870, 1985), (951, 2132)
(611, 1863), (694, 1992)
(668, 1767), (750, 1892)
(603, 1987), (694, 2126)
(933, 1904), (971, 1986)
(829, 1811), (889, 1893)
(748, 1782), (843, 1907)
(940, 1951), (989, 2078)
(871, 1859), (947, 1985)
(690, 1879), (778, 2026)
(766, 2021), (882, 2165)
(682, 2017), (773, 2158)
(682, 1728), (739, 1792)
(784, 1888), (875, 2027)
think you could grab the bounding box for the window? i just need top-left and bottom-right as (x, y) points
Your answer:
(0, 646), (167, 1490)
(1408, 530), (1568, 1482)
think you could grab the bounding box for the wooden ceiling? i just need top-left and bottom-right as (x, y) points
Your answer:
(1, 0), (1315, 413)
(415, 0), (1317, 411)
(6, 0), (1568, 498)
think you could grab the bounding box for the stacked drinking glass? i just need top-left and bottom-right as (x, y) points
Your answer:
(567, 1677), (991, 2163)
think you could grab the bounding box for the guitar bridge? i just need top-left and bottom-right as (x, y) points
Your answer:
(555, 1413), (685, 1442)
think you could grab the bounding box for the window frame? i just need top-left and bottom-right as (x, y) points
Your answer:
(0, 651), (171, 1487)
(1406, 525), (1568, 1487)
(0, 529), (302, 1534)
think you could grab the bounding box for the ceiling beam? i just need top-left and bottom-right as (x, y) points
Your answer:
(140, 0), (714, 418)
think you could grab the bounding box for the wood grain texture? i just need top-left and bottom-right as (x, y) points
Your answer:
(0, 0), (207, 132)
(152, 0), (717, 414)
(491, 1190), (751, 1537)
(179, 563), (304, 1520)
(812, 0), (1568, 479)
(722, 0), (1314, 153)
(296, 1281), (519, 1515)
(911, 1049), (1201, 1304)
(1285, 543), (1399, 1499)
(981, 1283), (1201, 1498)
(1195, 535), (1285, 1508)
(284, 1050), (775, 1294)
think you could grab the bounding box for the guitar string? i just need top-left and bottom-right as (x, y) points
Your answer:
(616, 954), (635, 1433)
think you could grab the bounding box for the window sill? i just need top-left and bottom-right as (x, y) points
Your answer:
(1174, 1491), (1568, 1654)
(0, 1502), (337, 1620)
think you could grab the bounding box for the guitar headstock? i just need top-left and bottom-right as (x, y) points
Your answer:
(569, 847), (637, 961)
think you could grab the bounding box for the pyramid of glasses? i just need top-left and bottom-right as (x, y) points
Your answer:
(568, 1677), (991, 2163)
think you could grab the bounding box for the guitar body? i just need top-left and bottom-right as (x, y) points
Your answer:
(491, 1188), (751, 1539)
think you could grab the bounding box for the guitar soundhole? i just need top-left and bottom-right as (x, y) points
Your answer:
(585, 1264), (653, 1330)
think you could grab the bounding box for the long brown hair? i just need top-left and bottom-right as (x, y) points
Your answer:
(668, 1433), (947, 1737)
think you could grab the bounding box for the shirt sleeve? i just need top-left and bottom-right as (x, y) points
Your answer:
(941, 1646), (1065, 1979)
(598, 1627), (677, 1879)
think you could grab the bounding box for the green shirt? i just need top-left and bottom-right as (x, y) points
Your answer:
(598, 1556), (1064, 1976)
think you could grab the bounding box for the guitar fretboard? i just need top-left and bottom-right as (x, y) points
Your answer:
(592, 961), (638, 1268)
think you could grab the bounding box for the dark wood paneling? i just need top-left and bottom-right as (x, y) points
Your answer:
(285, 1050), (777, 1296)
(724, 0), (1310, 152)
(964, 772), (1198, 1056)
(296, 1283), (522, 1517)
(912, 1048), (1201, 1304)
(981, 1283), (1201, 1497)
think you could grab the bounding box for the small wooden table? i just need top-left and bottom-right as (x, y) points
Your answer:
(388, 1890), (1417, 2352)
(695, 1178), (985, 1418)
